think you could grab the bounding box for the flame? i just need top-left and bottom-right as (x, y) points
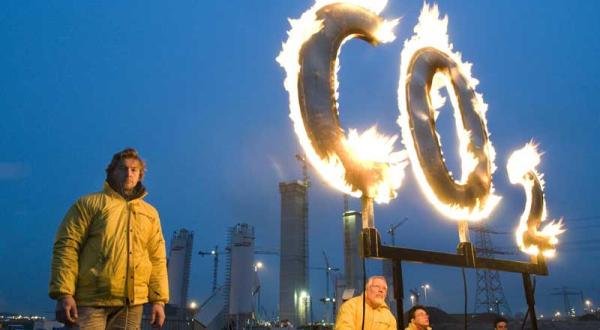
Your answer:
(507, 143), (565, 257)
(397, 3), (500, 221)
(343, 127), (408, 203)
(277, 0), (406, 203)
(506, 143), (541, 185)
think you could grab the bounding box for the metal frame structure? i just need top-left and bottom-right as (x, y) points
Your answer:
(361, 227), (547, 330)
(277, 3), (560, 330)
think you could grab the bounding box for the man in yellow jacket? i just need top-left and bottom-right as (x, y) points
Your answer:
(404, 305), (431, 330)
(334, 276), (397, 330)
(49, 148), (169, 329)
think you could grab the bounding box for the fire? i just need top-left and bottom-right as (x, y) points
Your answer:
(277, 0), (407, 203)
(278, 1), (564, 258)
(343, 127), (408, 203)
(397, 3), (500, 221)
(507, 143), (565, 257)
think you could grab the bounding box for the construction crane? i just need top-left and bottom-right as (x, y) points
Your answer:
(321, 251), (339, 301)
(198, 242), (278, 303)
(387, 217), (408, 246)
(198, 245), (221, 293)
(310, 251), (339, 323)
(299, 152), (349, 217)
(295, 154), (311, 189)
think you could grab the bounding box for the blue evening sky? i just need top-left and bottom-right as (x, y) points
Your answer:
(1, 0), (599, 320)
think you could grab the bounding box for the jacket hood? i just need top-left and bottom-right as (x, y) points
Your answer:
(104, 181), (147, 201)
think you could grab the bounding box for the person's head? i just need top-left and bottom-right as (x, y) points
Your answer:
(365, 276), (388, 307)
(494, 317), (508, 330)
(408, 305), (429, 329)
(106, 148), (146, 193)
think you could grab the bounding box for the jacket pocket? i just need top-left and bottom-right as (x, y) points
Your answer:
(135, 257), (153, 286)
(79, 253), (110, 291)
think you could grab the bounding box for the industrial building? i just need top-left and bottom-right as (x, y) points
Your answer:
(279, 181), (309, 326)
(226, 223), (257, 329)
(142, 229), (205, 329)
(342, 210), (363, 297)
(197, 223), (261, 330)
(168, 229), (195, 309)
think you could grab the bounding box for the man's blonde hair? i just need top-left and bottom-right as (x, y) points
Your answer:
(105, 148), (146, 181)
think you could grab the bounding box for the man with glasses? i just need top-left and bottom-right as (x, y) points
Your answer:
(335, 276), (397, 330)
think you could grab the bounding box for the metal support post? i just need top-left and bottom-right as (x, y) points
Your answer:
(522, 273), (538, 330)
(458, 220), (470, 243)
(362, 227), (548, 330)
(393, 260), (404, 330)
(361, 196), (375, 228)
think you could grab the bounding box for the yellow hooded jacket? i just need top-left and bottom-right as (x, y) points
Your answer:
(335, 295), (397, 330)
(49, 183), (169, 306)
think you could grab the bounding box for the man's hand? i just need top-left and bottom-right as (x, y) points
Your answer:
(55, 295), (78, 326)
(150, 303), (165, 328)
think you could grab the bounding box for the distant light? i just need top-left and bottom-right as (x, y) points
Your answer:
(211, 250), (216, 255)
(299, 290), (309, 300)
(189, 301), (198, 309)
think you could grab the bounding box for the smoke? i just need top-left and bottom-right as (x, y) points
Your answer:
(268, 156), (286, 181)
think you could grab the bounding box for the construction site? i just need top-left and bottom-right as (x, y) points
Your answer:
(148, 156), (600, 330)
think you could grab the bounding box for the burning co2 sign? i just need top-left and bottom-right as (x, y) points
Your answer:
(277, 1), (564, 257)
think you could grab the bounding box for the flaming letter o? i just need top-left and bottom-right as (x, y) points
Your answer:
(399, 47), (498, 221)
(278, 2), (407, 203)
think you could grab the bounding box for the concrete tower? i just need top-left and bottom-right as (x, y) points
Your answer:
(279, 181), (309, 326)
(226, 223), (256, 329)
(167, 229), (194, 308)
(343, 211), (363, 296)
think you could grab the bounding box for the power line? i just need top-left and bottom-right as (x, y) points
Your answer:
(472, 224), (512, 316)
(562, 215), (600, 222)
(565, 224), (600, 230)
(495, 215), (600, 232)
(551, 287), (583, 317)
